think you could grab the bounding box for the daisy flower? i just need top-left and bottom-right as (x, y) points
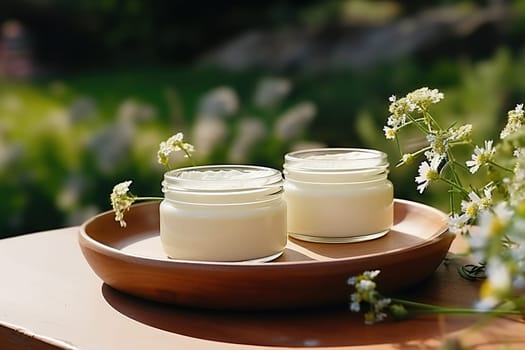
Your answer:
(383, 126), (397, 140)
(466, 140), (495, 174)
(477, 258), (512, 311)
(415, 156), (442, 194)
(461, 191), (483, 219)
(448, 213), (469, 234)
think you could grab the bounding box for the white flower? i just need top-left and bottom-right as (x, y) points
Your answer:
(383, 126), (397, 139)
(357, 279), (376, 292)
(480, 186), (494, 209)
(382, 91), (525, 314)
(468, 210), (493, 258)
(423, 149), (438, 162)
(387, 94), (411, 130)
(513, 147), (525, 158)
(509, 166), (525, 205)
(110, 180), (136, 227)
(427, 132), (448, 157)
(348, 270), (392, 325)
(475, 295), (500, 311)
(157, 132), (195, 166)
(500, 103), (524, 139)
(506, 152), (525, 205)
(350, 303), (360, 312)
(448, 213), (469, 234)
(476, 258), (512, 311)
(468, 204), (513, 262)
(449, 124), (472, 142)
(492, 202), (514, 223)
(363, 270), (380, 279)
(466, 140), (495, 174)
(387, 96), (411, 123)
(387, 114), (407, 129)
(461, 191), (483, 219)
(459, 188), (492, 220)
(400, 153), (414, 165)
(415, 157), (442, 193)
(406, 87), (444, 111)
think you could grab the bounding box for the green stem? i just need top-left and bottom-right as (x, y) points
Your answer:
(410, 308), (519, 316)
(489, 160), (513, 173)
(404, 114), (430, 134)
(412, 146), (431, 158)
(183, 150), (196, 166)
(135, 196), (163, 201)
(396, 146), (431, 167)
(450, 159), (470, 172)
(395, 136), (402, 158)
(439, 176), (469, 196)
(392, 299), (521, 316)
(422, 109), (442, 131)
(397, 118), (425, 129)
(389, 117), (427, 158)
(442, 153), (464, 213)
(165, 154), (195, 170)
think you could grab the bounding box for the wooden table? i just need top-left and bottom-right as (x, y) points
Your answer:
(1, 227), (524, 350)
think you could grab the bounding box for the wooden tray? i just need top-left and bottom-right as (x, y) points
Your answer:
(78, 199), (454, 310)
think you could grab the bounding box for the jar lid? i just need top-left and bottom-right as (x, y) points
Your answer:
(285, 148), (387, 171)
(284, 148), (389, 183)
(164, 165), (281, 191)
(162, 165), (283, 206)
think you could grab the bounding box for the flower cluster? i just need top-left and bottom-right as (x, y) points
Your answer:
(500, 104), (524, 139)
(384, 87), (525, 311)
(348, 270), (521, 325)
(347, 270), (394, 324)
(384, 87), (444, 140)
(470, 203), (525, 310)
(110, 180), (135, 227)
(157, 132), (195, 168)
(110, 132), (194, 227)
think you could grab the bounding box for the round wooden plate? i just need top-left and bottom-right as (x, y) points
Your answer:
(79, 199), (454, 310)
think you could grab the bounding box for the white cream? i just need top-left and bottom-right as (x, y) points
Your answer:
(283, 148), (393, 243)
(159, 165), (287, 262)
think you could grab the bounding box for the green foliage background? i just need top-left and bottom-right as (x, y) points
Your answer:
(2, 1), (525, 237)
(3, 47), (525, 237)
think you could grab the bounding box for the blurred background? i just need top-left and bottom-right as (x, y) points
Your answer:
(1, 0), (524, 237)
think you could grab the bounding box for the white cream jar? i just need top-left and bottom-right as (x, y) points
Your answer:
(159, 165), (287, 262)
(283, 148), (393, 243)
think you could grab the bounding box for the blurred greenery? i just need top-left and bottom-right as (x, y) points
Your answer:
(1, 0), (525, 237)
(3, 46), (525, 237)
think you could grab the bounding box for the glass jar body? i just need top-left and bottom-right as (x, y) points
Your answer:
(159, 165), (287, 262)
(283, 148), (394, 243)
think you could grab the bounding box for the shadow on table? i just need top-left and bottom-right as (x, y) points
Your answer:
(101, 276), (478, 348)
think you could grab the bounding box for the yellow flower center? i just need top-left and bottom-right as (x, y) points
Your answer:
(426, 169), (439, 181)
(465, 203), (478, 218)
